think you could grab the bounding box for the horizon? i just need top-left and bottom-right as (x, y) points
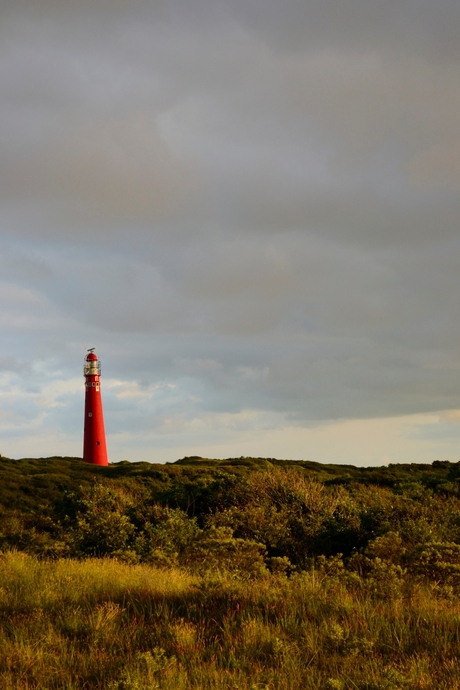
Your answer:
(0, 453), (457, 471)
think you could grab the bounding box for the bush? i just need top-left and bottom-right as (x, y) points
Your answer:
(182, 526), (268, 576)
(65, 484), (136, 558)
(407, 542), (460, 588)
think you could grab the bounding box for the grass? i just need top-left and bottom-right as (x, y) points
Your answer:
(2, 552), (460, 688)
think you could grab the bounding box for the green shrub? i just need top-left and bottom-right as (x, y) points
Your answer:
(133, 505), (201, 565)
(183, 526), (268, 576)
(407, 542), (460, 588)
(66, 483), (136, 558)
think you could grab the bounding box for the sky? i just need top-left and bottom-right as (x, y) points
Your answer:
(1, 0), (460, 465)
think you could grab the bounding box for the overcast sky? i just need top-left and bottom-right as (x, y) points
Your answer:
(1, 0), (460, 465)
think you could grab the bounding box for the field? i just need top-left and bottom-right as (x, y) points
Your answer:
(2, 456), (460, 688)
(3, 551), (460, 689)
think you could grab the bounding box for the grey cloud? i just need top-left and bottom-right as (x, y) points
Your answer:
(1, 0), (460, 459)
(2, 0), (460, 246)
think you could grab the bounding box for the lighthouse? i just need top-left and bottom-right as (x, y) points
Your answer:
(83, 349), (109, 466)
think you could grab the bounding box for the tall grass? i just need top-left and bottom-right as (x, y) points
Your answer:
(2, 551), (460, 689)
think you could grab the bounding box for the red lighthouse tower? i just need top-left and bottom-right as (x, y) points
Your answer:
(83, 349), (109, 466)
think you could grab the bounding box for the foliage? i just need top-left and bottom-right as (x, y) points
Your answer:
(1, 456), (460, 578)
(68, 483), (137, 558)
(2, 457), (460, 686)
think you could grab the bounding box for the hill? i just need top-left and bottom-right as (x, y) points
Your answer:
(3, 456), (460, 687)
(0, 455), (460, 564)
(0, 454), (459, 514)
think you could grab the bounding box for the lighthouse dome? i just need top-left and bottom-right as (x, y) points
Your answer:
(84, 351), (101, 377)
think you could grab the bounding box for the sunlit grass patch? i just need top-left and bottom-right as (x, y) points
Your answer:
(3, 552), (460, 688)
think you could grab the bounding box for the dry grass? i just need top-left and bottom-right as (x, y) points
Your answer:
(1, 551), (460, 688)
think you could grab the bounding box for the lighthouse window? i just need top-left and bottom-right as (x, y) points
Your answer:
(88, 412), (92, 417)
(96, 441), (100, 446)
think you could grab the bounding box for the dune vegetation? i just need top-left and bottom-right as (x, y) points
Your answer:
(2, 456), (460, 688)
(3, 551), (460, 689)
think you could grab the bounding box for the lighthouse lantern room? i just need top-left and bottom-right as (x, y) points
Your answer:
(83, 349), (109, 466)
